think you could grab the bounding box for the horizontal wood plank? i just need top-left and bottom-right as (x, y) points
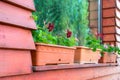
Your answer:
(33, 63), (117, 71)
(89, 1), (98, 11)
(89, 11), (98, 20)
(103, 34), (116, 41)
(103, 18), (115, 26)
(103, 34), (120, 43)
(2, 0), (35, 11)
(0, 49), (32, 77)
(0, 1), (36, 29)
(102, 26), (115, 34)
(0, 65), (120, 80)
(89, 20), (98, 28)
(103, 8), (120, 19)
(0, 24), (35, 50)
(102, 0), (115, 9)
(103, 8), (115, 18)
(90, 28), (98, 35)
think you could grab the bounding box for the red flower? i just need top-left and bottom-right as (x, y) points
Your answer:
(66, 29), (72, 38)
(48, 23), (54, 32)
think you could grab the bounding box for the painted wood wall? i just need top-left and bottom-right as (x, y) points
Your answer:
(0, 65), (120, 80)
(0, 0), (36, 77)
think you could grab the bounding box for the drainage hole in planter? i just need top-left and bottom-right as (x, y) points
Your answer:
(58, 59), (61, 61)
(89, 59), (91, 62)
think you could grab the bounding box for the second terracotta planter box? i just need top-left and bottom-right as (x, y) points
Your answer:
(31, 43), (75, 66)
(74, 46), (101, 64)
(99, 52), (117, 63)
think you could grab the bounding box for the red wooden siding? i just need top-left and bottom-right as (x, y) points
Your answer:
(3, 0), (35, 11)
(0, 0), (36, 77)
(0, 49), (32, 77)
(92, 74), (120, 80)
(102, 0), (115, 9)
(102, 26), (115, 34)
(103, 34), (116, 41)
(103, 8), (115, 18)
(102, 18), (115, 26)
(0, 1), (36, 30)
(103, 9), (120, 20)
(102, 0), (120, 45)
(0, 66), (119, 80)
(0, 24), (35, 50)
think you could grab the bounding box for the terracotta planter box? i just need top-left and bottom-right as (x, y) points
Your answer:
(0, 49), (32, 77)
(31, 43), (75, 66)
(74, 46), (101, 64)
(99, 53), (117, 63)
(0, 1), (36, 29)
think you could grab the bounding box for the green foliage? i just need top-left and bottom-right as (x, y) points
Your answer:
(86, 34), (120, 55)
(32, 25), (76, 46)
(33, 0), (89, 46)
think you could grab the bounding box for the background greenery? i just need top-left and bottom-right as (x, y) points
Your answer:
(32, 0), (89, 46)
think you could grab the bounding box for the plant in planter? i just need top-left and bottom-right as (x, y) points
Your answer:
(74, 35), (101, 64)
(31, 25), (76, 66)
(99, 44), (118, 63)
(86, 34), (120, 63)
(32, 0), (89, 65)
(74, 46), (101, 64)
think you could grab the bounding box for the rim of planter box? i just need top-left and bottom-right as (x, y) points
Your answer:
(76, 46), (101, 51)
(35, 43), (76, 49)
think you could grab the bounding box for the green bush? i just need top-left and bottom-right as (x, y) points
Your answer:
(86, 34), (120, 55)
(32, 0), (89, 46)
(32, 25), (76, 46)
